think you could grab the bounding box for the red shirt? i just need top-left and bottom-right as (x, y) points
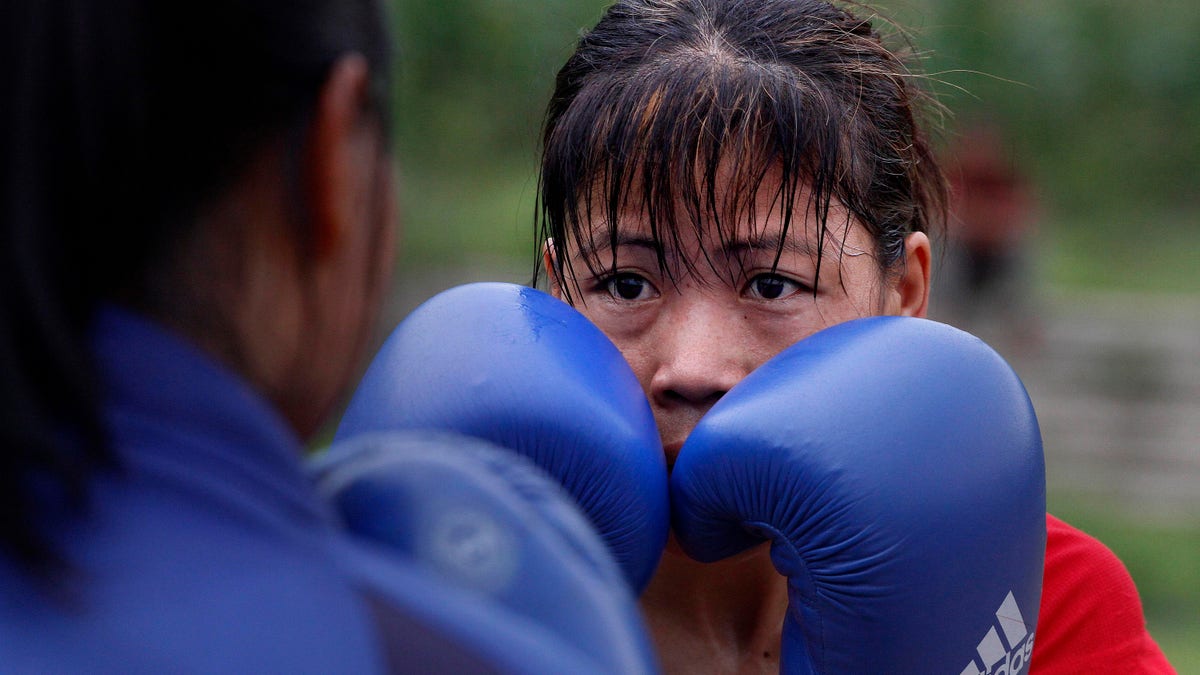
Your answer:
(1031, 514), (1176, 673)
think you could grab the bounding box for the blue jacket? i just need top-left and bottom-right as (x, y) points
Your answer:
(0, 308), (578, 674)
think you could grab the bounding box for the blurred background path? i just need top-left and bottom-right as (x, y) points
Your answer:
(1001, 291), (1200, 521)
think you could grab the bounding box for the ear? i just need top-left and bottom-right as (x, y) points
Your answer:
(895, 231), (932, 318)
(305, 54), (374, 261)
(542, 238), (564, 299)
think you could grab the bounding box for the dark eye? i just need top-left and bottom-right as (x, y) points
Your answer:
(747, 274), (802, 300)
(605, 273), (655, 301)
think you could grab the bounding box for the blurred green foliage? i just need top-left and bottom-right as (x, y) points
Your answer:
(387, 0), (607, 266)
(907, 2), (1200, 215)
(900, 1), (1200, 294)
(387, 0), (1199, 293)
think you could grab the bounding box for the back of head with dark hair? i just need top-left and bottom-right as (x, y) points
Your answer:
(0, 0), (392, 576)
(536, 0), (947, 298)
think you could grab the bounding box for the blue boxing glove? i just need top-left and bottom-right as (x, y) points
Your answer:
(671, 317), (1046, 675)
(311, 431), (659, 674)
(335, 283), (668, 592)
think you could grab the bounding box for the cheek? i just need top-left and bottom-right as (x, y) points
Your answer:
(749, 315), (816, 366)
(745, 296), (876, 367)
(614, 340), (657, 397)
(813, 294), (878, 328)
(807, 263), (890, 329)
(572, 304), (657, 395)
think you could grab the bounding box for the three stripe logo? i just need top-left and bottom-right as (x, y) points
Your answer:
(960, 591), (1036, 675)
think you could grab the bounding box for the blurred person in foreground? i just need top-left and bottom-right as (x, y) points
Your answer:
(0, 1), (657, 672)
(535, 0), (1175, 672)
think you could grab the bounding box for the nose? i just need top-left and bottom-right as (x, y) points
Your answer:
(649, 293), (751, 414)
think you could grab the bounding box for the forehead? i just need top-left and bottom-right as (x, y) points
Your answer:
(567, 172), (868, 267)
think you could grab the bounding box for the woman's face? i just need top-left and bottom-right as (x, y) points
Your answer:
(550, 181), (931, 468)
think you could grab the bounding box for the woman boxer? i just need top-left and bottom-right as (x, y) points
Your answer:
(535, 1), (1173, 672)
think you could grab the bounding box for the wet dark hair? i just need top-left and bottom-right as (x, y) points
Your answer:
(0, 0), (391, 576)
(535, 0), (947, 298)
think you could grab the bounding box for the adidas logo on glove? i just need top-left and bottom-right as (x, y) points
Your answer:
(960, 592), (1036, 675)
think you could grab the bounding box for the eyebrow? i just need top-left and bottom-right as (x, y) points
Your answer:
(574, 231), (821, 261)
(724, 234), (817, 259)
(573, 233), (661, 260)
